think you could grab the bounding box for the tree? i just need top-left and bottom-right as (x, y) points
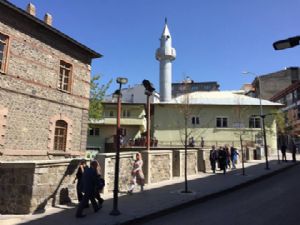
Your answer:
(89, 74), (112, 119)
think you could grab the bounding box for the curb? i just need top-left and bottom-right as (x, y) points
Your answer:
(120, 162), (299, 225)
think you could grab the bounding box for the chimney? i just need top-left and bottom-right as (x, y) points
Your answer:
(44, 13), (53, 26)
(26, 3), (36, 16)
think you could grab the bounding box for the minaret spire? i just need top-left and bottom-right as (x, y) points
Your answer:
(155, 20), (176, 102)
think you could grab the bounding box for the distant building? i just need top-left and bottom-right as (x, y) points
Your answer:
(0, 1), (101, 160)
(172, 78), (220, 97)
(246, 67), (300, 100)
(270, 81), (300, 146)
(104, 84), (160, 104)
(88, 102), (146, 152)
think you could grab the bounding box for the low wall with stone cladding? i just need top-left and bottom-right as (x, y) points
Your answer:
(142, 150), (172, 184)
(95, 152), (136, 195)
(173, 149), (198, 176)
(0, 159), (79, 214)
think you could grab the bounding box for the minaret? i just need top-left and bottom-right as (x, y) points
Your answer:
(156, 18), (176, 102)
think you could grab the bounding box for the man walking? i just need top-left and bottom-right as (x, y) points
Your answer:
(280, 144), (287, 162)
(76, 160), (100, 218)
(209, 145), (217, 173)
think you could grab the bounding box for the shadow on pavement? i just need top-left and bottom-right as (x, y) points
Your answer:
(14, 159), (298, 225)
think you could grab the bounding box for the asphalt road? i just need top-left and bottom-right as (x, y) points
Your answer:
(141, 163), (300, 225)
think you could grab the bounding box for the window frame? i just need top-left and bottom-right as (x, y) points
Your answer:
(89, 127), (100, 136)
(58, 60), (73, 92)
(191, 116), (200, 125)
(216, 117), (228, 128)
(249, 116), (261, 128)
(0, 32), (10, 74)
(54, 120), (68, 151)
(122, 109), (131, 118)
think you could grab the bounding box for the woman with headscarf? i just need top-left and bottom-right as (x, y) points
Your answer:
(128, 152), (145, 194)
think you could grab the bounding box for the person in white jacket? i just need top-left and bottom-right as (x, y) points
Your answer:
(128, 152), (145, 194)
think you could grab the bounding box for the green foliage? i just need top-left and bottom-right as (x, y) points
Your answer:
(89, 74), (112, 119)
(274, 110), (286, 134)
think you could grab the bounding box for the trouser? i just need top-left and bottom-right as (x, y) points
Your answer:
(210, 160), (216, 172)
(76, 183), (83, 202)
(282, 152), (287, 162)
(231, 159), (236, 169)
(76, 193), (99, 216)
(128, 176), (144, 192)
(94, 191), (104, 207)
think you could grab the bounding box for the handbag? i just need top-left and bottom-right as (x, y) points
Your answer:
(97, 177), (105, 190)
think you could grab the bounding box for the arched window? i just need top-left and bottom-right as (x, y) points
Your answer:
(54, 120), (68, 151)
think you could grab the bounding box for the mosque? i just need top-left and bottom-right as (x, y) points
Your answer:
(88, 21), (281, 155)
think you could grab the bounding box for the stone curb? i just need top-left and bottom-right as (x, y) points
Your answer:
(120, 162), (299, 225)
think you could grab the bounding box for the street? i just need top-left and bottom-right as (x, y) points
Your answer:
(141, 163), (300, 225)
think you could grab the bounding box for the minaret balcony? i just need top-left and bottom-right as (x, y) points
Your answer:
(155, 48), (176, 61)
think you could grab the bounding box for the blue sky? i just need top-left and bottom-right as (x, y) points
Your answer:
(10, 0), (300, 94)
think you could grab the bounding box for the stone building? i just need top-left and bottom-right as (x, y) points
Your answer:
(0, 1), (101, 213)
(0, 1), (101, 160)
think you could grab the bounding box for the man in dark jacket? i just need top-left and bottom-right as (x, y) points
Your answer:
(76, 161), (100, 218)
(209, 145), (217, 173)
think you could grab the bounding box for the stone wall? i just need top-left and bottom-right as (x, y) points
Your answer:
(95, 152), (135, 194)
(0, 6), (92, 159)
(0, 159), (79, 214)
(142, 150), (172, 184)
(173, 149), (198, 176)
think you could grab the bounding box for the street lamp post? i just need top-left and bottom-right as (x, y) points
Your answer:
(243, 71), (270, 169)
(142, 80), (155, 150)
(110, 77), (128, 216)
(261, 115), (270, 169)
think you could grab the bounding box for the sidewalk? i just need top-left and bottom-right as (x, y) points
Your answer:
(1, 154), (298, 225)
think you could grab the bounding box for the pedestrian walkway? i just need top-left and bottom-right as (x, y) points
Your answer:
(1, 154), (298, 225)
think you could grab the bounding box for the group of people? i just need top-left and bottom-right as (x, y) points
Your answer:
(209, 145), (239, 174)
(74, 160), (104, 218)
(280, 143), (297, 163)
(74, 152), (145, 218)
(189, 137), (205, 148)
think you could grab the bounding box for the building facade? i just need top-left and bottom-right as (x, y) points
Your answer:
(249, 67), (300, 100)
(153, 91), (281, 152)
(270, 81), (300, 146)
(88, 102), (146, 152)
(0, 1), (101, 160)
(172, 80), (220, 97)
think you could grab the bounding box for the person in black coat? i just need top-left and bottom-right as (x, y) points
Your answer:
(292, 143), (297, 162)
(73, 160), (87, 203)
(209, 145), (217, 173)
(280, 144), (287, 162)
(75, 160), (100, 218)
(218, 147), (227, 174)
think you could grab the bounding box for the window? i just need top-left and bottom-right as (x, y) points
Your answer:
(122, 109), (131, 118)
(54, 120), (68, 151)
(89, 127), (100, 136)
(191, 116), (200, 125)
(0, 33), (9, 73)
(249, 116), (261, 128)
(58, 60), (72, 92)
(216, 117), (228, 128)
(109, 111), (114, 117)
